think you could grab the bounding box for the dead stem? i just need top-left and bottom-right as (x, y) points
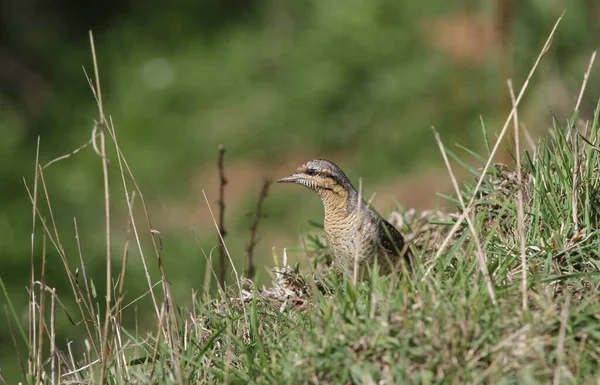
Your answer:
(87, 31), (113, 385)
(217, 145), (228, 287)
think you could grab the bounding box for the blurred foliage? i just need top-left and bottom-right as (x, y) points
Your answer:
(0, 0), (599, 381)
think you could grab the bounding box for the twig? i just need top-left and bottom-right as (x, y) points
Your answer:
(246, 180), (272, 279)
(217, 145), (227, 287)
(508, 79), (528, 311)
(432, 128), (496, 305)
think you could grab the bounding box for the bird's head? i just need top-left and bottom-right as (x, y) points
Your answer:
(277, 159), (353, 196)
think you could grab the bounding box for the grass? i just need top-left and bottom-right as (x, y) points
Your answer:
(2, 21), (600, 385)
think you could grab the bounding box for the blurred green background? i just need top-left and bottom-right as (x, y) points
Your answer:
(1, 0), (599, 381)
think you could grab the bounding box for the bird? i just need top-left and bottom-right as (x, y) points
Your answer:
(277, 159), (411, 275)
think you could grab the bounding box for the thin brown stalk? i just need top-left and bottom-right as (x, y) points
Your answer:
(66, 341), (81, 382)
(217, 145), (227, 287)
(26, 161), (99, 358)
(42, 132), (99, 170)
(37, 165), (68, 257)
(117, 192), (135, 317)
(424, 13), (564, 279)
(432, 128), (497, 304)
(88, 31), (113, 385)
(110, 296), (129, 384)
(23, 183), (90, 320)
(28, 136), (40, 377)
(120, 281), (163, 312)
(353, 178), (363, 286)
(246, 180), (272, 279)
(572, 133), (579, 232)
(574, 51), (597, 112)
(50, 287), (57, 385)
(62, 357), (101, 379)
(571, 51), (597, 233)
(201, 245), (213, 303)
(508, 79), (528, 310)
(32, 284), (78, 328)
(36, 231), (47, 385)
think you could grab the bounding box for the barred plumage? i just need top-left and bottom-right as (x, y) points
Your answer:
(278, 159), (411, 275)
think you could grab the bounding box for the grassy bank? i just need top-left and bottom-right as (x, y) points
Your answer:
(2, 23), (600, 385)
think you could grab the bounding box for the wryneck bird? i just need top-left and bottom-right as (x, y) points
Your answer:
(278, 159), (411, 275)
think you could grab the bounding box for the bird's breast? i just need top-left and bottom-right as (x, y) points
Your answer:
(323, 210), (379, 266)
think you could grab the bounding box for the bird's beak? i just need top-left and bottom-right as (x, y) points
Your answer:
(277, 173), (302, 183)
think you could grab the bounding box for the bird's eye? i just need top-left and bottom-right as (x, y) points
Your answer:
(306, 168), (316, 176)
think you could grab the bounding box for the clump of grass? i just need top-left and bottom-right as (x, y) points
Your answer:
(2, 18), (600, 385)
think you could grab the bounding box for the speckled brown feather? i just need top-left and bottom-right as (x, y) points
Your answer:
(278, 159), (412, 275)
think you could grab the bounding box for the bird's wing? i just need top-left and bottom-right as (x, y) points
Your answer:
(377, 219), (407, 257)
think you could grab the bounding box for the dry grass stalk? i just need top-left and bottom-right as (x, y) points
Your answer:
(574, 51), (597, 112)
(87, 31), (114, 385)
(28, 136), (40, 378)
(570, 51), (597, 232)
(50, 287), (57, 385)
(35, 231), (47, 385)
(217, 144), (228, 287)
